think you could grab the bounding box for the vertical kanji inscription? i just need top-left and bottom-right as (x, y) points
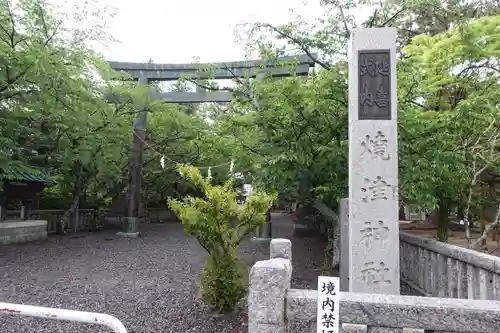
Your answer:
(358, 50), (391, 120)
(317, 276), (340, 333)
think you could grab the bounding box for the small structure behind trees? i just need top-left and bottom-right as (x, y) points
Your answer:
(0, 164), (55, 244)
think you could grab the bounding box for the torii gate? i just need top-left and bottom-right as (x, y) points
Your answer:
(107, 54), (315, 239)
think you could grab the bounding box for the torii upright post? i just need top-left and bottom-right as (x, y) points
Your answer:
(117, 76), (148, 238)
(251, 72), (273, 241)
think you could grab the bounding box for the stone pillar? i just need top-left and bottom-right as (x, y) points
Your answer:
(348, 28), (400, 294)
(248, 239), (291, 333)
(253, 208), (271, 241)
(339, 198), (350, 291)
(74, 204), (80, 232)
(404, 205), (411, 220)
(20, 205), (27, 220)
(331, 211), (340, 268)
(270, 238), (292, 260)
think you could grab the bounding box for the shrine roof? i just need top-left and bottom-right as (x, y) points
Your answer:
(0, 163), (56, 186)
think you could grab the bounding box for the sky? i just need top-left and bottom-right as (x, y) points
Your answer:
(50, 0), (369, 64)
(99, 0), (325, 64)
(46, 0), (372, 92)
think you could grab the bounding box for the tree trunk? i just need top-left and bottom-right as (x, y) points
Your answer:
(427, 208), (439, 225)
(297, 170), (314, 226)
(57, 193), (80, 235)
(436, 201), (451, 242)
(57, 162), (80, 234)
(457, 205), (465, 221)
(478, 206), (489, 247)
(399, 204), (406, 221)
(267, 208), (272, 238)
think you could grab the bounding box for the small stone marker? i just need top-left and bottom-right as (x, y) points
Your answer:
(339, 198), (349, 291)
(317, 276), (340, 333)
(348, 28), (400, 295)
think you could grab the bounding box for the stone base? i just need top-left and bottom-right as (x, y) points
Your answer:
(115, 216), (141, 238)
(251, 236), (271, 243)
(116, 231), (142, 238)
(254, 223), (272, 239)
(341, 325), (422, 332)
(292, 223), (321, 238)
(0, 220), (48, 245)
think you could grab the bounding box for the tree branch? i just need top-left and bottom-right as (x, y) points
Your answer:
(472, 202), (500, 250)
(254, 22), (331, 70)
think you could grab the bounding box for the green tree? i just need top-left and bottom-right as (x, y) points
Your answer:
(398, 15), (500, 240)
(214, 0), (499, 243)
(168, 165), (276, 311)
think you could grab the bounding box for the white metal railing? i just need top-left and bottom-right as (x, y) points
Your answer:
(0, 302), (128, 333)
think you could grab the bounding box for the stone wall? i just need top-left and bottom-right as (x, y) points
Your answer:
(249, 238), (500, 333)
(400, 232), (500, 300)
(286, 288), (500, 333)
(0, 220), (48, 245)
(337, 196), (500, 299)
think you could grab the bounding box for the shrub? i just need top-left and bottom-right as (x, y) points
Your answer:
(168, 165), (276, 311)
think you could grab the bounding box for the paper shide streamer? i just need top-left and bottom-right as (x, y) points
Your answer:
(160, 155), (238, 180)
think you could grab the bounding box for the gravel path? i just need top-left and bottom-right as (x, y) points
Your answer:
(0, 212), (417, 333)
(0, 213), (332, 333)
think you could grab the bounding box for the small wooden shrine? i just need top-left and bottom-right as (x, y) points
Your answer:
(0, 164), (56, 222)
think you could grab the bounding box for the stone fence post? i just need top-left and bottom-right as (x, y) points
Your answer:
(248, 238), (292, 333)
(339, 198), (349, 291)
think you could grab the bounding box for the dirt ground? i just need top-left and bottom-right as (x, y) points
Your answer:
(0, 212), (331, 333)
(400, 221), (500, 257)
